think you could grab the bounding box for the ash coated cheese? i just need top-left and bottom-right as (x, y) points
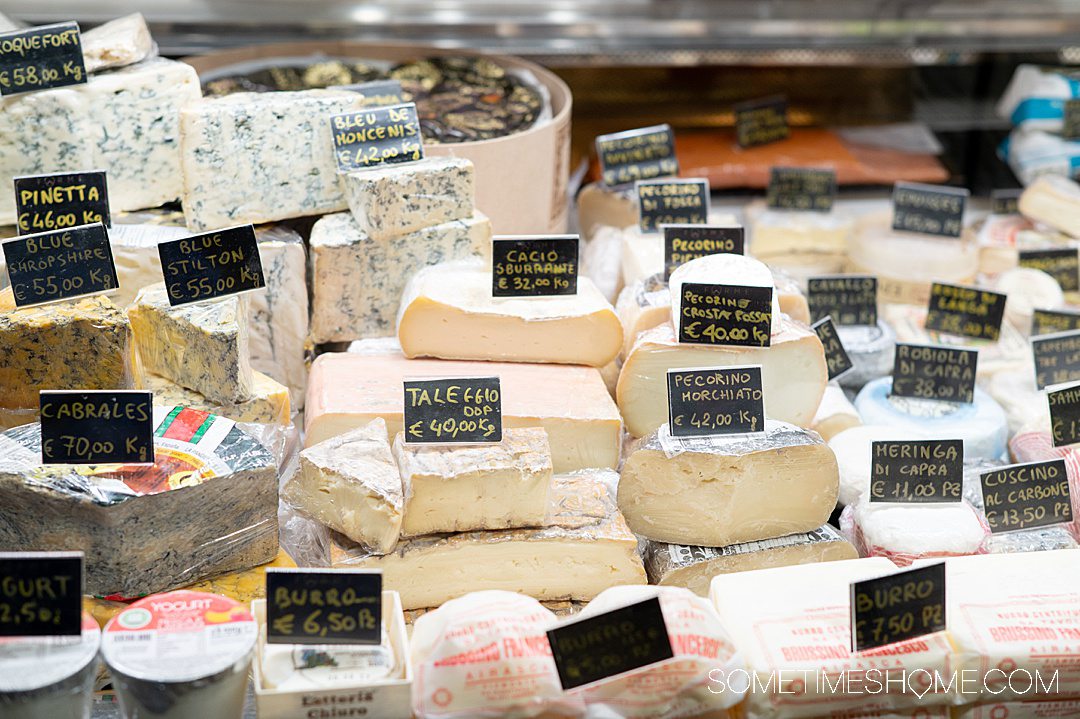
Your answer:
(394, 427), (553, 537)
(397, 260), (623, 367)
(343, 156), (475, 241)
(309, 210), (491, 342)
(136, 369), (290, 425)
(180, 90), (366, 231)
(619, 421), (839, 546)
(284, 418), (403, 554)
(80, 13), (154, 73)
(842, 498), (990, 566)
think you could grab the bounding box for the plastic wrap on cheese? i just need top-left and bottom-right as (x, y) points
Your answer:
(840, 499), (990, 567)
(1007, 429), (1080, 539)
(1000, 128), (1080, 187)
(997, 64), (1080, 131)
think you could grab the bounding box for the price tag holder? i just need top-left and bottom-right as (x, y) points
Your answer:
(330, 102), (423, 173)
(734, 95), (789, 148)
(595, 124), (679, 188)
(2, 223), (118, 308)
(870, 439), (964, 503)
(636, 178), (709, 233)
(891, 343), (977, 404)
(662, 225), (744, 281)
(676, 282), (772, 348)
(812, 316), (853, 381)
(0, 22), (86, 96)
(990, 189), (1021, 216)
(40, 390), (153, 465)
(492, 235), (578, 297)
(1032, 329), (1080, 390)
(666, 365), (765, 438)
(979, 459), (1073, 534)
(1065, 99), (1080, 141)
(807, 275), (877, 326)
(157, 225), (265, 306)
(1019, 248), (1080, 292)
(891, 182), (968, 238)
(850, 562), (946, 654)
(1033, 308), (1080, 337)
(332, 79), (406, 107)
(547, 596), (673, 691)
(766, 167), (836, 212)
(1048, 381), (1080, 447)
(924, 282), (1006, 342)
(265, 568), (382, 646)
(14, 171), (110, 234)
(0, 552), (83, 637)
(403, 376), (502, 444)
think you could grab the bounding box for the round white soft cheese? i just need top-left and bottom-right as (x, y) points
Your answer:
(853, 499), (988, 557)
(828, 424), (929, 507)
(668, 253), (783, 336)
(0, 612), (100, 719)
(993, 267), (1064, 332)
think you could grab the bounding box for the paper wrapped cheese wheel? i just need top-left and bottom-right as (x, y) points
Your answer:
(0, 612), (100, 719)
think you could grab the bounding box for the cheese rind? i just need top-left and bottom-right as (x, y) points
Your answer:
(136, 370), (290, 425)
(844, 498), (989, 567)
(1019, 174), (1080, 238)
(80, 13), (154, 73)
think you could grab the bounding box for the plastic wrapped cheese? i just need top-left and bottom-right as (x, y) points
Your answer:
(0, 612), (100, 719)
(986, 362), (1050, 436)
(841, 498), (990, 566)
(1006, 429), (1080, 538)
(1002, 129), (1080, 187)
(828, 425), (931, 507)
(997, 64), (1080, 131)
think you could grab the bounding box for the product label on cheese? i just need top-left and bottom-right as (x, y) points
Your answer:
(850, 562), (946, 653)
(0, 22), (85, 96)
(40, 390), (153, 465)
(979, 459), (1073, 533)
(1033, 329), (1080, 389)
(157, 224), (265, 306)
(666, 365), (764, 438)
(330, 102), (424, 172)
(663, 224), (744, 280)
(2, 223), (117, 308)
(636, 178), (709, 232)
(595, 124), (679, 187)
(1065, 99), (1080, 140)
(492, 235), (578, 297)
(870, 439), (964, 503)
(734, 95), (789, 148)
(1033, 308), (1080, 336)
(924, 282), (1006, 341)
(668, 525), (844, 563)
(332, 79), (406, 107)
(677, 282), (772, 348)
(891, 343), (977, 403)
(807, 275), (878, 326)
(813, 316), (854, 381)
(766, 166), (837, 212)
(547, 596), (673, 690)
(990, 189), (1021, 216)
(0, 551), (82, 637)
(14, 171), (110, 234)
(891, 182), (968, 238)
(403, 376), (502, 443)
(1019, 248), (1080, 292)
(1048, 381), (1080, 447)
(265, 568), (382, 646)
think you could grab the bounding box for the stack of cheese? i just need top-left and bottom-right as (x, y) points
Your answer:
(745, 198), (855, 282)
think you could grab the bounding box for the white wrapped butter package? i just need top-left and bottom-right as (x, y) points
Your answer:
(0, 612), (100, 719)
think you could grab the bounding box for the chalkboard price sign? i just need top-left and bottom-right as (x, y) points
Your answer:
(850, 562), (946, 653)
(330, 102), (424, 172)
(980, 459), (1073, 534)
(870, 439), (964, 503)
(1032, 329), (1080, 390)
(15, 170), (110, 234)
(1033, 308), (1080, 337)
(676, 282), (772, 348)
(1048, 381), (1080, 447)
(40, 390), (153, 465)
(807, 275), (877, 326)
(0, 22), (86, 96)
(891, 343), (977, 404)
(891, 182), (968, 238)
(663, 225), (744, 280)
(766, 167), (836, 212)
(595, 124), (679, 187)
(812, 316), (854, 381)
(492, 235), (579, 297)
(2, 223), (118, 308)
(667, 365), (765, 438)
(734, 96), (789, 148)
(266, 568), (382, 645)
(0, 551), (83, 637)
(924, 282), (1006, 342)
(403, 376), (502, 444)
(1019, 248), (1079, 292)
(636, 178), (709, 232)
(157, 224), (265, 306)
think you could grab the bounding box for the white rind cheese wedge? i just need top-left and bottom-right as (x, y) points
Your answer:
(285, 418), (403, 554)
(1019, 174), (1080, 238)
(619, 420), (838, 546)
(394, 427), (552, 537)
(136, 370), (290, 425)
(81, 13), (154, 73)
(617, 321), (827, 437)
(668, 253), (783, 336)
(397, 260), (623, 367)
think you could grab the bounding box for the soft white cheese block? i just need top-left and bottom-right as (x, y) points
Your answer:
(343, 156), (474, 242)
(1019, 174), (1080, 239)
(309, 211), (491, 343)
(180, 90), (366, 231)
(81, 13), (154, 73)
(617, 321), (828, 437)
(745, 199), (854, 257)
(619, 421), (839, 546)
(619, 213), (741, 288)
(668, 253), (783, 336)
(285, 418), (403, 554)
(811, 383), (862, 441)
(582, 223), (626, 303)
(397, 260), (623, 367)
(828, 424), (930, 507)
(394, 427), (553, 537)
(987, 362), (1049, 436)
(844, 498), (989, 566)
(993, 266), (1065, 332)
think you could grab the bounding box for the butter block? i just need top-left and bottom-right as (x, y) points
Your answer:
(81, 13), (154, 73)
(137, 370), (290, 424)
(394, 427), (553, 537)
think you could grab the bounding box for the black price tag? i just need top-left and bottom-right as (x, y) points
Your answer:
(1048, 381), (1080, 447)
(15, 171), (110, 234)
(2, 223), (118, 308)
(990, 189), (1021, 216)
(266, 568), (382, 646)
(0, 22), (86, 96)
(157, 225), (265, 306)
(766, 167), (836, 212)
(1033, 330), (1080, 390)
(1065, 99), (1080, 141)
(807, 275), (878, 326)
(40, 390), (153, 465)
(812, 316), (854, 381)
(663, 225), (744, 281)
(332, 79), (406, 107)
(330, 102), (424, 173)
(850, 563), (946, 654)
(891, 343), (977, 404)
(891, 182), (968, 238)
(924, 282), (1006, 342)
(734, 95), (789, 148)
(676, 282), (772, 348)
(0, 552), (83, 637)
(980, 459), (1073, 534)
(547, 596), (673, 691)
(1019, 248), (1080, 292)
(869, 439), (964, 503)
(666, 365), (765, 438)
(492, 235), (578, 297)
(403, 377), (502, 444)
(636, 178), (709, 233)
(1033, 308), (1080, 337)
(595, 124), (679, 188)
